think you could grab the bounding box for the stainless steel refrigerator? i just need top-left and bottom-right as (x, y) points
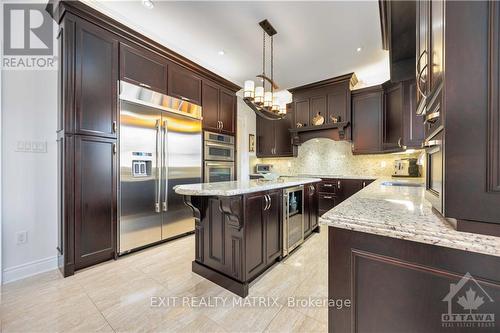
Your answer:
(118, 81), (202, 254)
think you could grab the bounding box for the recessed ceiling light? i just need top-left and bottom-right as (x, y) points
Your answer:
(356, 47), (362, 52)
(218, 50), (225, 56)
(142, 0), (154, 9)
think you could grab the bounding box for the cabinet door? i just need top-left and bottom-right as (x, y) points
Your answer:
(201, 80), (220, 132)
(256, 116), (275, 157)
(265, 190), (282, 263)
(294, 99), (310, 127)
(245, 193), (267, 280)
(403, 80), (424, 148)
(384, 82), (404, 151)
(74, 136), (116, 270)
(327, 88), (349, 124)
(416, 0), (430, 113)
(352, 90), (384, 154)
(274, 107), (294, 157)
(309, 183), (319, 230)
(120, 43), (168, 94)
(219, 88), (236, 135)
(430, 0), (444, 95)
(310, 95), (327, 125)
(168, 64), (202, 105)
(75, 19), (118, 138)
(337, 179), (363, 204)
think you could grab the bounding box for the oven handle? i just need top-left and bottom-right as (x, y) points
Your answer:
(205, 141), (235, 149)
(423, 139), (442, 148)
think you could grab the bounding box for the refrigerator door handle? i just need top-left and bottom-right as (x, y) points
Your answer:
(155, 120), (161, 213)
(162, 120), (168, 212)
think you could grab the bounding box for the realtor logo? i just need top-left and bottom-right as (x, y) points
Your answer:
(2, 2), (56, 69)
(3, 3), (53, 55)
(441, 272), (495, 329)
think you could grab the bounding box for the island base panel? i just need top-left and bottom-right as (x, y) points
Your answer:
(192, 261), (249, 298)
(328, 227), (500, 333)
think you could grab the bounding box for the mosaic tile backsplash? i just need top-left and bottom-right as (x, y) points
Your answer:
(253, 138), (424, 177)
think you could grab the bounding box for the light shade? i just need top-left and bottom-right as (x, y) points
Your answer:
(272, 95), (280, 112)
(264, 91), (273, 107)
(279, 106), (287, 115)
(244, 80), (255, 99)
(254, 86), (264, 104)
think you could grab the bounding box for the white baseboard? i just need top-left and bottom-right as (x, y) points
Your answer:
(2, 256), (58, 284)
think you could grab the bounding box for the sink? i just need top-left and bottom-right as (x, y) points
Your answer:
(381, 181), (423, 188)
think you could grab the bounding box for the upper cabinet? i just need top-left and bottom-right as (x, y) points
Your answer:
(288, 73), (357, 144)
(256, 105), (295, 158)
(352, 86), (384, 154)
(120, 43), (168, 94)
(201, 80), (236, 135)
(352, 79), (423, 154)
(74, 18), (118, 138)
(168, 64), (202, 105)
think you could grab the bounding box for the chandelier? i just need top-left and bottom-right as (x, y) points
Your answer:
(243, 20), (290, 120)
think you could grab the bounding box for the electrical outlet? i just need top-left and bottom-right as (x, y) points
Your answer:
(16, 231), (28, 245)
(16, 141), (47, 153)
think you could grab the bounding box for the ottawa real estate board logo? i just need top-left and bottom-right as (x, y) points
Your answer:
(441, 272), (495, 329)
(2, 2), (56, 69)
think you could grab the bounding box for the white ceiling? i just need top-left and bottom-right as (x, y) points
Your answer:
(86, 0), (389, 89)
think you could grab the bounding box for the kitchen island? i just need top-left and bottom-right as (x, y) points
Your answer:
(321, 178), (500, 332)
(175, 177), (321, 297)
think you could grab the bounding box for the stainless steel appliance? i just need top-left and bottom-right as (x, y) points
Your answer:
(204, 161), (235, 183)
(204, 131), (235, 161)
(203, 131), (235, 182)
(424, 131), (443, 214)
(393, 158), (420, 177)
(255, 164), (273, 174)
(282, 185), (304, 257)
(119, 81), (202, 254)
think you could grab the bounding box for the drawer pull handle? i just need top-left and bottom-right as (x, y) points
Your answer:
(323, 196), (333, 199)
(323, 184), (333, 187)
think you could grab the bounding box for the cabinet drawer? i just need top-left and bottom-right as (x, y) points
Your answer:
(318, 182), (337, 193)
(319, 194), (336, 211)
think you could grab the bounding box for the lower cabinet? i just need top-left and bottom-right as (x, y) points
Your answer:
(73, 136), (117, 271)
(318, 178), (374, 215)
(304, 183), (319, 237)
(245, 189), (281, 280)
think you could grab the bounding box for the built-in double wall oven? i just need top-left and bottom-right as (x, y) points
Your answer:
(204, 131), (235, 182)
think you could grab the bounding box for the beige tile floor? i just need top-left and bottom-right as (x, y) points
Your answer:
(0, 228), (328, 333)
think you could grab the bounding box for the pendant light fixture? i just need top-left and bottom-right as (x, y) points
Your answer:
(243, 20), (290, 120)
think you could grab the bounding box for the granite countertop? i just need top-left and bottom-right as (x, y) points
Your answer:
(174, 177), (322, 196)
(320, 178), (500, 257)
(298, 173), (379, 180)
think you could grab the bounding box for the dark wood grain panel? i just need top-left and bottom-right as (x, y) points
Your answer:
(265, 190), (282, 262)
(383, 81), (404, 150)
(74, 136), (116, 270)
(310, 95), (327, 126)
(245, 193), (266, 278)
(294, 99), (310, 127)
(168, 63), (202, 105)
(207, 198), (224, 265)
(201, 80), (220, 132)
(74, 18), (118, 138)
(120, 42), (168, 94)
(329, 227), (500, 333)
(219, 88), (236, 135)
(489, 1), (500, 193)
(352, 87), (384, 154)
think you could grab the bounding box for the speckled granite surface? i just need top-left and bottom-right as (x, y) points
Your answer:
(320, 178), (500, 257)
(298, 174), (378, 180)
(174, 177), (322, 196)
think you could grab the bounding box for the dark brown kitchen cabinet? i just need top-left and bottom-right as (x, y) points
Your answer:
(256, 109), (295, 158)
(75, 18), (118, 138)
(74, 136), (117, 270)
(429, 0), (444, 95)
(383, 81), (404, 151)
(304, 183), (319, 237)
(120, 43), (168, 94)
(202, 80), (236, 135)
(403, 80), (424, 148)
(289, 73), (356, 143)
(318, 178), (374, 216)
(168, 64), (202, 105)
(352, 86), (384, 154)
(416, 0), (429, 115)
(218, 88), (236, 135)
(245, 190), (281, 280)
(309, 96), (327, 125)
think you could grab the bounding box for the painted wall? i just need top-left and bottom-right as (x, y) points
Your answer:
(236, 94), (257, 180)
(1, 70), (58, 283)
(255, 138), (424, 177)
